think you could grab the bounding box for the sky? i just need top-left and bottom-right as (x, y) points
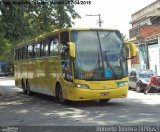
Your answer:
(73, 0), (157, 38)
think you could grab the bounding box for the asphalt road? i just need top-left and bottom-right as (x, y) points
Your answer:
(0, 77), (160, 131)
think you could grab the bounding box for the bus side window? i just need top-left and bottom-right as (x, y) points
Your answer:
(60, 32), (69, 60)
(41, 38), (49, 57)
(15, 49), (18, 60)
(34, 42), (41, 58)
(17, 49), (19, 60)
(60, 31), (72, 82)
(50, 35), (59, 56)
(28, 44), (33, 59)
(21, 48), (24, 60)
(22, 46), (28, 59)
(18, 48), (22, 60)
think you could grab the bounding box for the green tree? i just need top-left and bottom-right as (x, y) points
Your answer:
(0, 0), (80, 71)
(121, 33), (128, 41)
(0, 0), (80, 42)
(0, 33), (11, 60)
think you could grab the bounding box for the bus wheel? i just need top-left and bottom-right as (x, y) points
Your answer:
(21, 79), (26, 94)
(26, 80), (31, 95)
(99, 99), (110, 103)
(56, 85), (68, 104)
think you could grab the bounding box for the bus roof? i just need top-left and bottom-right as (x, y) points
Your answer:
(16, 27), (120, 48)
(60, 27), (119, 32)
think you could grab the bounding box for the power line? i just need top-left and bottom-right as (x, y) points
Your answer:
(86, 14), (103, 27)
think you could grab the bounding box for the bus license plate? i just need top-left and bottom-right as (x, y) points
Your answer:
(100, 92), (109, 96)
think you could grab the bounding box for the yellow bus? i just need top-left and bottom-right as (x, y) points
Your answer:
(14, 28), (136, 104)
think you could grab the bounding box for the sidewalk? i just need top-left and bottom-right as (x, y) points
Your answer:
(0, 76), (14, 80)
(0, 78), (18, 97)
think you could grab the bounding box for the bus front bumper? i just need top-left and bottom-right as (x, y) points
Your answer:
(69, 86), (128, 101)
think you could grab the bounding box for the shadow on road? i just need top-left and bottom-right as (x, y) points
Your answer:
(1, 84), (160, 126)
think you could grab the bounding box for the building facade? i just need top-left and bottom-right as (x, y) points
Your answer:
(129, 0), (160, 75)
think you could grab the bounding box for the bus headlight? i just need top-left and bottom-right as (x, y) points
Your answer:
(75, 84), (90, 89)
(116, 81), (128, 87)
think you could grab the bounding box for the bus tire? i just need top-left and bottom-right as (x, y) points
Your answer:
(99, 99), (110, 103)
(21, 79), (27, 94)
(56, 84), (68, 104)
(26, 80), (31, 96)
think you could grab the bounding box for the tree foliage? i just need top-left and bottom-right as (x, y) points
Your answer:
(0, 33), (11, 60)
(0, 0), (80, 63)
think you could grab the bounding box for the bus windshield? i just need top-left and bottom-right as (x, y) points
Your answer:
(71, 30), (127, 80)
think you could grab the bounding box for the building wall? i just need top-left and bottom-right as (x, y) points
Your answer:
(132, 18), (151, 28)
(129, 0), (160, 71)
(131, 0), (160, 25)
(140, 25), (160, 38)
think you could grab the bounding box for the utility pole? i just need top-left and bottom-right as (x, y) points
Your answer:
(86, 14), (103, 27)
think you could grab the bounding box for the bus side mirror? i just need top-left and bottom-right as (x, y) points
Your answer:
(68, 42), (75, 58)
(125, 42), (137, 59)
